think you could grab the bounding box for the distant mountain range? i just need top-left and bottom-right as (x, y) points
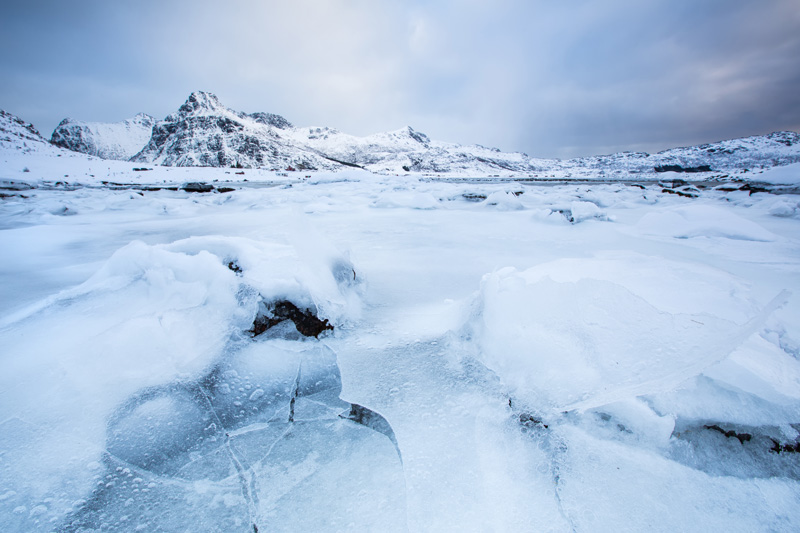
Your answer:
(3, 92), (800, 176)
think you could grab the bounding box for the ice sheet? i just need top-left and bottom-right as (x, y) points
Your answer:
(2, 167), (800, 530)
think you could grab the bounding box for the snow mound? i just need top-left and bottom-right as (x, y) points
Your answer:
(569, 200), (610, 222)
(766, 198), (799, 218)
(483, 190), (524, 211)
(162, 235), (361, 326)
(637, 204), (777, 241)
(753, 162), (800, 185)
(464, 258), (789, 413)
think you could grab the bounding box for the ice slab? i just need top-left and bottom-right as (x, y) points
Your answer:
(465, 259), (788, 412)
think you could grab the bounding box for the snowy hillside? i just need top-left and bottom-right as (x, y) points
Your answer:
(51, 113), (155, 160)
(0, 109), (59, 154)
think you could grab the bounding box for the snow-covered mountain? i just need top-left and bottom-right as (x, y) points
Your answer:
(131, 92), (800, 175)
(51, 113), (155, 160)
(289, 124), (533, 174)
(127, 91), (538, 173)
(542, 131), (800, 178)
(131, 92), (342, 170)
(22, 91), (800, 176)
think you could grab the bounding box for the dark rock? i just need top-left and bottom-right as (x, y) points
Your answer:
(247, 111), (293, 130)
(661, 188), (698, 198)
(181, 182), (215, 193)
(655, 164), (713, 173)
(217, 187), (236, 193)
(250, 300), (333, 338)
(770, 438), (800, 454)
(462, 193), (487, 202)
(705, 424), (752, 445)
(738, 183), (770, 195)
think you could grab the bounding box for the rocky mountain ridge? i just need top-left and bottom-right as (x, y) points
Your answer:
(132, 92), (341, 170)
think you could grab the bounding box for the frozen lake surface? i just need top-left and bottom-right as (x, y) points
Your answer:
(1, 165), (800, 531)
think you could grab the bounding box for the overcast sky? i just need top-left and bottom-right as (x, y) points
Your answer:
(2, 0), (799, 158)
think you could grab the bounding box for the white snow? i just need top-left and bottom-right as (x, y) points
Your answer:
(466, 265), (789, 412)
(637, 204), (779, 241)
(2, 138), (800, 531)
(755, 161), (800, 184)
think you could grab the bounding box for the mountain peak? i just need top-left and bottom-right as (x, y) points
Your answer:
(404, 126), (430, 145)
(178, 91), (225, 116)
(130, 112), (155, 124)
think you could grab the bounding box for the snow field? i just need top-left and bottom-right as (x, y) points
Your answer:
(1, 161), (799, 530)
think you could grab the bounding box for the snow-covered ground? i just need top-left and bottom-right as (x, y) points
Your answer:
(2, 145), (800, 531)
